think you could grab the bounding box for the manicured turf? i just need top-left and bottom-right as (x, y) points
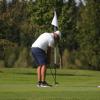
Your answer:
(0, 68), (100, 100)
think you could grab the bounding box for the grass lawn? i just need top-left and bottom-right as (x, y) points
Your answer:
(0, 68), (100, 100)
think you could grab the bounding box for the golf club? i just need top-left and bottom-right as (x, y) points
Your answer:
(49, 63), (59, 85)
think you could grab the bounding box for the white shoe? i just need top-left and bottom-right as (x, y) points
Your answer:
(36, 81), (41, 87)
(97, 86), (100, 88)
(40, 81), (52, 87)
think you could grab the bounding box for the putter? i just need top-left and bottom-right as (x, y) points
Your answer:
(49, 63), (59, 85)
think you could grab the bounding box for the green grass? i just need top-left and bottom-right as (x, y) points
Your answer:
(0, 68), (100, 100)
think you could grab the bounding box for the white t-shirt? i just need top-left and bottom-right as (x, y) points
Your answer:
(31, 32), (54, 51)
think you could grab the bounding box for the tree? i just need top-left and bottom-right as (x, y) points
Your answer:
(75, 0), (100, 70)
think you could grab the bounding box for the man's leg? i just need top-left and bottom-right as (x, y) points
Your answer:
(41, 65), (52, 87)
(37, 66), (41, 82)
(41, 65), (47, 82)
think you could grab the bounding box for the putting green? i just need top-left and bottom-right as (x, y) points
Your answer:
(0, 68), (100, 100)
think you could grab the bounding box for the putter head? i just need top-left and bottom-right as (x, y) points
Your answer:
(55, 82), (59, 84)
(54, 82), (59, 86)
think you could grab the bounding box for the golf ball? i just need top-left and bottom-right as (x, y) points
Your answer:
(97, 86), (100, 88)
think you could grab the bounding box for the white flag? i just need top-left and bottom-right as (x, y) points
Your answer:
(81, 0), (86, 6)
(6, 0), (12, 4)
(63, 0), (69, 4)
(51, 11), (58, 28)
(74, 0), (86, 7)
(74, 0), (81, 7)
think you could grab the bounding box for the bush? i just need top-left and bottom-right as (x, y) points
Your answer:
(4, 47), (19, 68)
(14, 47), (33, 68)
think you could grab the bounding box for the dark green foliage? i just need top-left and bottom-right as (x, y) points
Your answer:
(74, 0), (100, 70)
(0, 0), (100, 69)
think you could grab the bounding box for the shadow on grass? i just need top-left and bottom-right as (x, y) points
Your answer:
(15, 72), (92, 77)
(0, 70), (3, 73)
(52, 73), (92, 77)
(15, 72), (37, 75)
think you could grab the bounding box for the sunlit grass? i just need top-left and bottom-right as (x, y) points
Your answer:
(0, 68), (100, 100)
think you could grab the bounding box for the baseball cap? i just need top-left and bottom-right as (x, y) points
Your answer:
(54, 30), (61, 38)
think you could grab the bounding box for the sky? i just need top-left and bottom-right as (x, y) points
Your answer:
(6, 0), (12, 4)
(63, 0), (86, 6)
(5, 0), (86, 6)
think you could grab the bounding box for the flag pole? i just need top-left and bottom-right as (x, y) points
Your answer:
(54, 22), (58, 65)
(51, 8), (58, 84)
(51, 8), (58, 64)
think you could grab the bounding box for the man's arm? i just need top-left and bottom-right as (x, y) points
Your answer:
(47, 46), (52, 64)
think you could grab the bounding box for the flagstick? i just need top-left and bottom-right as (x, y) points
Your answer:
(53, 8), (58, 65)
(54, 33), (57, 84)
(53, 14), (58, 85)
(51, 8), (58, 85)
(54, 26), (57, 64)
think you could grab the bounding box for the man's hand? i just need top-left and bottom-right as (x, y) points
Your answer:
(47, 47), (52, 64)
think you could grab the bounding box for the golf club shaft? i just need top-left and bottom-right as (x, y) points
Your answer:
(49, 64), (56, 84)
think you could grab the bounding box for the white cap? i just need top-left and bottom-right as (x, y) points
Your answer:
(54, 30), (61, 38)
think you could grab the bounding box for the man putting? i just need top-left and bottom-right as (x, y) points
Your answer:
(31, 30), (61, 87)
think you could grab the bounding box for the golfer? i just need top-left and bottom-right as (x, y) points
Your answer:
(31, 30), (61, 87)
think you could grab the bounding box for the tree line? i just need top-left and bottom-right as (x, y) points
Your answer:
(0, 0), (100, 70)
